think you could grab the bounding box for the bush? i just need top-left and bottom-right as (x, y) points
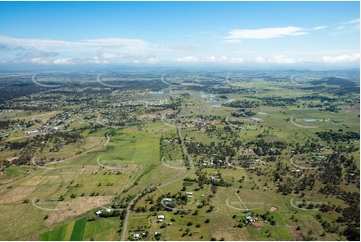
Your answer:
(205, 218), (210, 223)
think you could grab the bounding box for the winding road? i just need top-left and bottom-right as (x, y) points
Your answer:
(289, 115), (319, 129)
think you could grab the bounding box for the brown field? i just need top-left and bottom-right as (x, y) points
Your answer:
(270, 206), (278, 212)
(0, 186), (36, 203)
(44, 196), (112, 226)
(138, 113), (158, 120)
(287, 225), (304, 241)
(80, 164), (137, 174)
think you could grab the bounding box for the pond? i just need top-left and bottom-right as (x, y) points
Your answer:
(304, 119), (317, 122)
(250, 117), (262, 121)
(210, 104), (221, 108)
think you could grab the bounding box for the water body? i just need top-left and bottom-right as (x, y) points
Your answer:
(258, 112), (267, 115)
(151, 90), (164, 95)
(250, 117), (262, 121)
(223, 99), (235, 104)
(210, 104), (221, 108)
(304, 119), (317, 122)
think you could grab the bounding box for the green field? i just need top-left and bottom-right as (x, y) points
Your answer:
(69, 217), (87, 241)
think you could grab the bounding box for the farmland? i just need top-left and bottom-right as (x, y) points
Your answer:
(0, 68), (359, 240)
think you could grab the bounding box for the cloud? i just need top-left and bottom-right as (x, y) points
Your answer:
(223, 39), (242, 44)
(0, 35), (149, 52)
(226, 26), (307, 39)
(341, 18), (360, 25)
(176, 56), (199, 62)
(253, 55), (297, 64)
(53, 58), (74, 65)
(30, 58), (50, 64)
(313, 26), (327, 30)
(100, 52), (120, 59)
(267, 55), (296, 64)
(322, 53), (360, 63)
(145, 57), (161, 64)
(229, 57), (244, 63)
(255, 56), (267, 63)
(206, 55), (228, 62)
(23, 51), (59, 58)
(335, 26), (345, 30)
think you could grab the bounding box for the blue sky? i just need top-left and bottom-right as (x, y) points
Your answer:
(0, 1), (359, 69)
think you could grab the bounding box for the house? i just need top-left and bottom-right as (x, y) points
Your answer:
(246, 216), (253, 223)
(154, 232), (161, 237)
(185, 192), (193, 195)
(187, 195), (193, 198)
(25, 130), (39, 135)
(210, 176), (218, 181)
(157, 215), (165, 222)
(133, 234), (139, 240)
(163, 198), (172, 203)
(106, 207), (112, 213)
(95, 210), (102, 215)
(142, 232), (147, 238)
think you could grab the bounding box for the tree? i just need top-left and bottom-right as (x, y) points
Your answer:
(205, 218), (210, 223)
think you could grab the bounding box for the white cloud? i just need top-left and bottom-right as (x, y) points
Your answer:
(223, 39), (242, 44)
(30, 58), (49, 64)
(313, 26), (327, 30)
(342, 18), (360, 25)
(176, 56), (199, 62)
(53, 58), (74, 65)
(229, 57), (244, 63)
(206, 55), (228, 62)
(226, 26), (307, 39)
(255, 56), (267, 63)
(322, 53), (360, 63)
(146, 57), (161, 64)
(0, 35), (149, 52)
(100, 52), (122, 59)
(267, 55), (296, 64)
(335, 26), (345, 30)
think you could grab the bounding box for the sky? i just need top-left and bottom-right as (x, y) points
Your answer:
(0, 1), (359, 70)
